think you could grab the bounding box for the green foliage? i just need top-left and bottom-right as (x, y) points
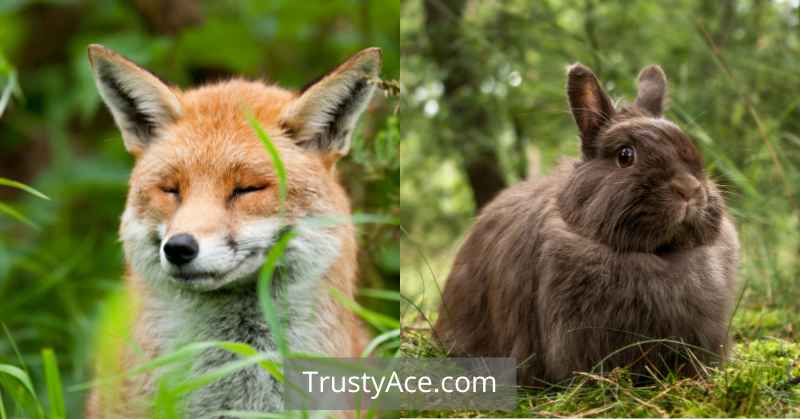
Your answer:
(0, 0), (398, 416)
(401, 326), (800, 417)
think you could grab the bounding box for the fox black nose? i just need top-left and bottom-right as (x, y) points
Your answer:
(163, 233), (199, 266)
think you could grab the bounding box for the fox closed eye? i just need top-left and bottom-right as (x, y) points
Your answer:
(231, 184), (268, 199)
(160, 185), (180, 198)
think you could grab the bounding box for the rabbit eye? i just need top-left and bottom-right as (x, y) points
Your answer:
(616, 146), (636, 168)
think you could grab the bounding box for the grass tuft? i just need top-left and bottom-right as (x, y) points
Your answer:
(400, 320), (800, 418)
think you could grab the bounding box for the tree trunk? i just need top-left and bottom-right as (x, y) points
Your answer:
(423, 0), (507, 211)
(464, 151), (508, 209)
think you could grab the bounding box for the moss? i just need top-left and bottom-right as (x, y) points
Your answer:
(733, 307), (800, 341)
(401, 318), (800, 417)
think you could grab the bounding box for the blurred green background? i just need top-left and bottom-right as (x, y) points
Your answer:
(0, 0), (398, 415)
(401, 0), (800, 334)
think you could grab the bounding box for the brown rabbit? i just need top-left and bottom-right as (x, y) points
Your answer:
(434, 64), (739, 385)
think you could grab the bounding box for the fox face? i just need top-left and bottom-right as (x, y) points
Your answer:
(88, 45), (380, 292)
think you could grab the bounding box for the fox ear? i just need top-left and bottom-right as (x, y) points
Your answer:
(280, 48), (381, 159)
(567, 63), (615, 159)
(635, 65), (668, 117)
(88, 44), (181, 154)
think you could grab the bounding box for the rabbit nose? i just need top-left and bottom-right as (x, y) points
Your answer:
(671, 174), (702, 201)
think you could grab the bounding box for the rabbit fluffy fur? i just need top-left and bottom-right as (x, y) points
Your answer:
(435, 64), (739, 385)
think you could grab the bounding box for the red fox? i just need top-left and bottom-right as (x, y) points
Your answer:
(85, 44), (381, 417)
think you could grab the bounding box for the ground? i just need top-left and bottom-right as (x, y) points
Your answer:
(400, 305), (800, 418)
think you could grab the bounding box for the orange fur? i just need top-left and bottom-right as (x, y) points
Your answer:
(86, 45), (376, 417)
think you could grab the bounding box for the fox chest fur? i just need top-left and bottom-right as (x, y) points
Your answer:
(131, 263), (351, 415)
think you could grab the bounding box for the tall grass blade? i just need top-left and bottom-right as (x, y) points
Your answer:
(0, 392), (7, 419)
(2, 324), (28, 372)
(0, 365), (36, 398)
(248, 110), (295, 360)
(170, 354), (277, 394)
(246, 113), (288, 208)
(41, 349), (65, 419)
(215, 342), (283, 380)
(0, 178), (49, 200)
(361, 329), (401, 357)
(126, 341), (282, 381)
(0, 69), (16, 118)
(329, 287), (400, 332)
(258, 230), (295, 357)
(297, 213), (399, 230)
(153, 379), (182, 419)
(0, 202), (38, 228)
(358, 288), (402, 302)
(0, 364), (44, 417)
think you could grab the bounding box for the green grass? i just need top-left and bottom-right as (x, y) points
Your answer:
(0, 345), (67, 419)
(400, 321), (800, 418)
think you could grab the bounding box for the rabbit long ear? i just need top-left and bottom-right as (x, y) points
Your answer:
(635, 65), (667, 117)
(567, 63), (615, 159)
